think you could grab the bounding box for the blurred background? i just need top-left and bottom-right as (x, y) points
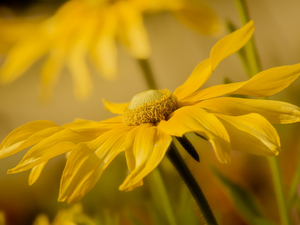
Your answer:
(0, 0), (300, 224)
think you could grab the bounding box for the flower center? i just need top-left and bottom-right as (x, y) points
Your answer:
(123, 89), (178, 126)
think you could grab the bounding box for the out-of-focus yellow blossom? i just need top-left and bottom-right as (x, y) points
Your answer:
(33, 204), (96, 225)
(2, 21), (298, 204)
(0, 16), (39, 54)
(0, 211), (5, 225)
(33, 214), (50, 225)
(133, 0), (219, 35)
(0, 0), (219, 101)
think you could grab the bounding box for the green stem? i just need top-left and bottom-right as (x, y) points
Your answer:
(234, 0), (261, 76)
(234, 1), (290, 224)
(148, 169), (178, 225)
(288, 141), (300, 207)
(288, 169), (300, 207)
(166, 141), (218, 225)
(138, 59), (157, 89)
(268, 157), (290, 225)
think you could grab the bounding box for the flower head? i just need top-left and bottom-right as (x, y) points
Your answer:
(1, 21), (300, 204)
(0, 0), (219, 100)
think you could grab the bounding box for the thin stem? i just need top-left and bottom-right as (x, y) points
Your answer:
(148, 169), (178, 225)
(138, 59), (157, 89)
(166, 141), (218, 225)
(234, 1), (290, 224)
(268, 157), (290, 225)
(234, 0), (261, 76)
(288, 141), (300, 207)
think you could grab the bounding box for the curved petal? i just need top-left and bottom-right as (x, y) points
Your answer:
(158, 106), (231, 163)
(59, 126), (133, 204)
(119, 125), (172, 191)
(0, 121), (60, 159)
(173, 1), (219, 35)
(28, 161), (48, 186)
(7, 129), (92, 173)
(215, 113), (280, 156)
(182, 63), (300, 104)
(174, 20), (254, 101)
(231, 63), (300, 97)
(102, 99), (130, 115)
(198, 97), (300, 124)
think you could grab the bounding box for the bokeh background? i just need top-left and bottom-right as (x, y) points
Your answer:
(0, 0), (300, 224)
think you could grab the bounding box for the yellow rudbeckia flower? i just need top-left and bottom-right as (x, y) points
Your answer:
(33, 204), (96, 225)
(1, 21), (299, 204)
(0, 0), (218, 100)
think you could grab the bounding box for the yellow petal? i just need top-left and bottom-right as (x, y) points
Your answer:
(62, 116), (123, 132)
(231, 63), (300, 97)
(0, 20), (51, 84)
(28, 161), (48, 186)
(119, 125), (172, 191)
(7, 129), (91, 173)
(39, 47), (65, 101)
(8, 141), (76, 174)
(174, 20), (254, 101)
(199, 97), (300, 124)
(59, 126), (132, 204)
(215, 113), (280, 156)
(124, 124), (152, 171)
(65, 11), (99, 101)
(66, 44), (93, 101)
(90, 9), (118, 79)
(0, 121), (60, 159)
(158, 106), (231, 163)
(173, 1), (219, 35)
(183, 63), (300, 104)
(122, 124), (152, 190)
(116, 1), (150, 58)
(102, 99), (130, 115)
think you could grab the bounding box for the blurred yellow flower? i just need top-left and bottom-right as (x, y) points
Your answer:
(1, 21), (299, 204)
(0, 211), (5, 225)
(0, 16), (40, 54)
(33, 204), (96, 225)
(0, 0), (219, 101)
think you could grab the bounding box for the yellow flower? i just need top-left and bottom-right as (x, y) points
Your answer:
(33, 204), (96, 225)
(0, 0), (218, 101)
(0, 211), (5, 225)
(0, 16), (41, 55)
(1, 21), (299, 204)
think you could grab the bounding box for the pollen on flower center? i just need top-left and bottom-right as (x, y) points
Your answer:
(123, 89), (178, 126)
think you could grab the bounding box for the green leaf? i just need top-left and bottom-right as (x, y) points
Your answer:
(210, 166), (275, 225)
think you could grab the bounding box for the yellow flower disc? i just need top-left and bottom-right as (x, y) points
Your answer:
(123, 89), (178, 126)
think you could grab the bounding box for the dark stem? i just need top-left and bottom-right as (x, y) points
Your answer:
(138, 59), (157, 90)
(166, 141), (218, 225)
